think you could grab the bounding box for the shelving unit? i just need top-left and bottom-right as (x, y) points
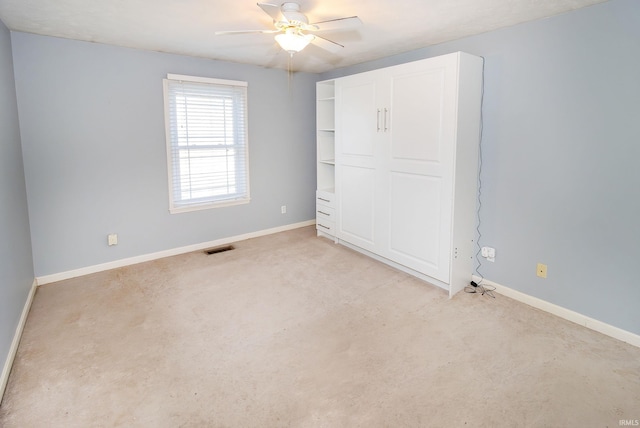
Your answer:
(316, 79), (336, 238)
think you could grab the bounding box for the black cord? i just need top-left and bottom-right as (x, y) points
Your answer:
(464, 281), (495, 298)
(466, 56), (495, 299)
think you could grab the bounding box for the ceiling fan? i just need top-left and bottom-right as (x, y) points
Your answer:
(215, 2), (362, 56)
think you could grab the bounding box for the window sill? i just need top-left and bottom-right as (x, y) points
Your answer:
(169, 198), (250, 214)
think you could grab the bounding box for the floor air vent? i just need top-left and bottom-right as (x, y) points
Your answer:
(204, 245), (235, 255)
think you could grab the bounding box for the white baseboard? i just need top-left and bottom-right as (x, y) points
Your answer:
(473, 275), (640, 348)
(1, 278), (37, 404)
(37, 220), (315, 285)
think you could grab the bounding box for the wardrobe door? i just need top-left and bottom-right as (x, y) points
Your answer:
(335, 71), (384, 253)
(385, 56), (458, 283)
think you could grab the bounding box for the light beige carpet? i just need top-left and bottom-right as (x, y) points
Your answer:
(1, 226), (639, 427)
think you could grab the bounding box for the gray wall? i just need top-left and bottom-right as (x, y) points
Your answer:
(6, 0), (639, 339)
(0, 20), (34, 381)
(323, 0), (640, 335)
(11, 33), (318, 277)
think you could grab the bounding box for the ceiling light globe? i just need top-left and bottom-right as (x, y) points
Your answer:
(276, 31), (314, 55)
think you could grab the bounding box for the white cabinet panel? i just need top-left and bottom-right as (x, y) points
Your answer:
(390, 68), (446, 163)
(385, 60), (456, 283)
(388, 172), (446, 282)
(339, 165), (376, 250)
(340, 80), (377, 157)
(335, 72), (382, 252)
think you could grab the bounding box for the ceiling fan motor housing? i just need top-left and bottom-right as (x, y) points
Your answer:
(281, 2), (309, 25)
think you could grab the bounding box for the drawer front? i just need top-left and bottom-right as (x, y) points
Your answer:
(316, 219), (335, 235)
(316, 204), (335, 222)
(316, 190), (335, 207)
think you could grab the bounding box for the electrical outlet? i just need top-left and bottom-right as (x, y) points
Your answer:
(537, 263), (547, 278)
(481, 246), (495, 262)
(108, 233), (118, 246)
(281, 205), (287, 214)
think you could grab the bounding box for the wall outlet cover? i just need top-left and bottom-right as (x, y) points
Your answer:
(537, 263), (547, 278)
(108, 234), (118, 246)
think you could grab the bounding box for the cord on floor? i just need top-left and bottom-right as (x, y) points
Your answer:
(464, 280), (496, 298)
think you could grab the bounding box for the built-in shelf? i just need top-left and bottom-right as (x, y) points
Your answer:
(316, 82), (335, 100)
(316, 79), (336, 239)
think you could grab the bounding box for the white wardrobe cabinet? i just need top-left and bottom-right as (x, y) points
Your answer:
(332, 52), (483, 297)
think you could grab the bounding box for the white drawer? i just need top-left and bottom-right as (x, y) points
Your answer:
(316, 204), (335, 222)
(316, 219), (335, 235)
(316, 190), (335, 207)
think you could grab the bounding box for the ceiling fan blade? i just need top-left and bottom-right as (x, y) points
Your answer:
(215, 29), (280, 35)
(311, 16), (362, 32)
(257, 2), (287, 23)
(300, 23), (320, 31)
(311, 34), (344, 53)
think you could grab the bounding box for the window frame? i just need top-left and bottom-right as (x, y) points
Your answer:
(163, 73), (250, 214)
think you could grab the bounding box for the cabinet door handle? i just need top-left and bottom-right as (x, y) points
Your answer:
(318, 197), (331, 203)
(318, 224), (331, 230)
(376, 108), (381, 132)
(317, 210), (331, 216)
(384, 108), (389, 132)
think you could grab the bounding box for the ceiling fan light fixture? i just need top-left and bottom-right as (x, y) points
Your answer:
(275, 29), (314, 55)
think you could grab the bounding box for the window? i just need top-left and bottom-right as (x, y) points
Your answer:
(163, 74), (250, 213)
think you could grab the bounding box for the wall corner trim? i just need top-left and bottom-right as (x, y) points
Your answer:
(472, 275), (640, 349)
(36, 220), (316, 286)
(1, 278), (37, 404)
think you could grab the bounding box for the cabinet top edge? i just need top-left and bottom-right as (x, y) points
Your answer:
(329, 51), (483, 81)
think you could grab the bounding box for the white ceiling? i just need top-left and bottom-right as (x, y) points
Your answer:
(0, 0), (608, 73)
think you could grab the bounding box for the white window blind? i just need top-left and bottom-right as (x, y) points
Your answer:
(163, 74), (250, 213)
